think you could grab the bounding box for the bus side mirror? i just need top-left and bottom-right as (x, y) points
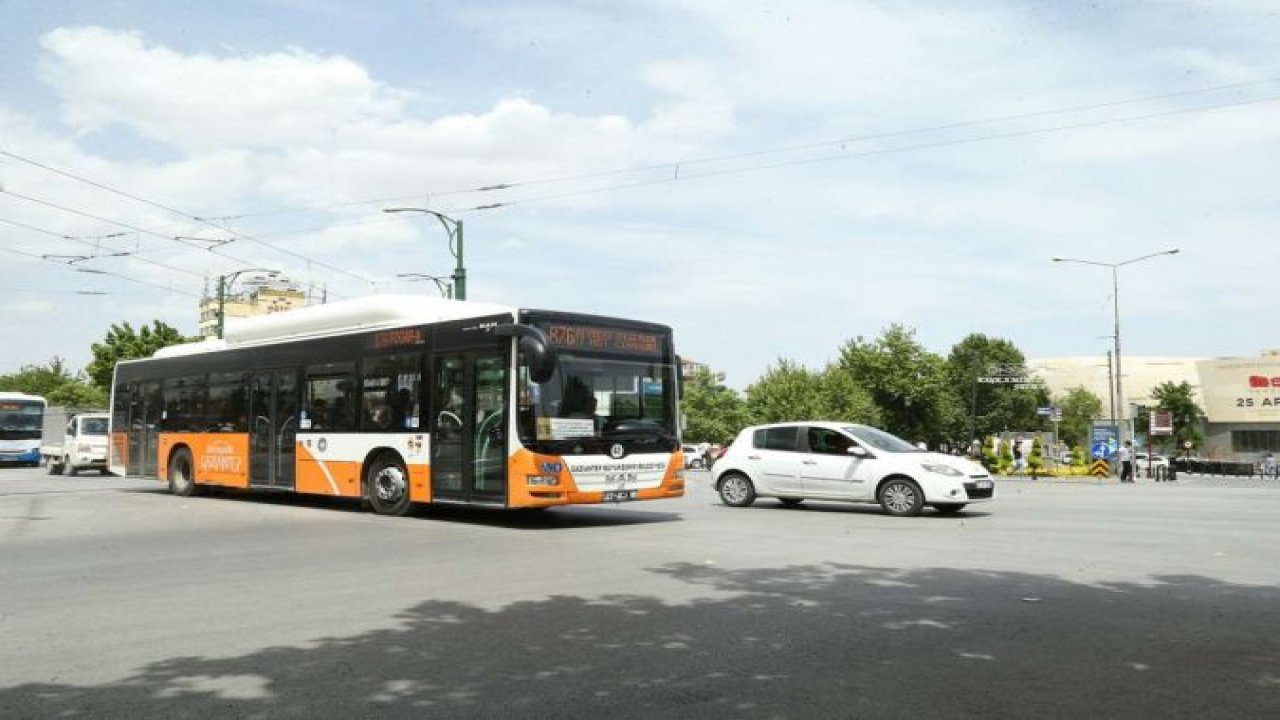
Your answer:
(494, 324), (556, 384)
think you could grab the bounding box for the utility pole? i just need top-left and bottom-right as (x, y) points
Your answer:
(383, 208), (466, 300)
(1106, 350), (1116, 430)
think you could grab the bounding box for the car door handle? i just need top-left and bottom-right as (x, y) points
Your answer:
(803, 460), (818, 465)
(747, 455), (761, 460)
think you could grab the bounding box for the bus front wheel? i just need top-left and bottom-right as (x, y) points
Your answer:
(366, 454), (412, 516)
(168, 448), (197, 497)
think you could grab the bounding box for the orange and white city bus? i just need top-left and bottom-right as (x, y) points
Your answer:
(109, 295), (686, 514)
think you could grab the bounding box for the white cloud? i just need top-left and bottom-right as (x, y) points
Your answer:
(39, 26), (408, 152)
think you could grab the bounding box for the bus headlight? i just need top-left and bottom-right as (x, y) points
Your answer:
(526, 475), (559, 487)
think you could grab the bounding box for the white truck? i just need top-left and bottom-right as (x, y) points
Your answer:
(40, 408), (111, 476)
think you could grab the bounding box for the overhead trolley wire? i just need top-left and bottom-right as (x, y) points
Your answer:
(0, 150), (376, 286)
(439, 91), (1280, 214)
(184, 75), (1280, 221)
(0, 243), (202, 298)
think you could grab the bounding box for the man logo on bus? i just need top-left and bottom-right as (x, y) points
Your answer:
(609, 443), (626, 460)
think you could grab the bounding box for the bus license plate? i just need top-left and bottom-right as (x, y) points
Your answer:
(603, 490), (636, 502)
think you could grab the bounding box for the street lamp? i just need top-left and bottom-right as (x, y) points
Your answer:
(216, 268), (279, 339)
(396, 272), (454, 298)
(1052, 248), (1180, 442)
(383, 207), (466, 300)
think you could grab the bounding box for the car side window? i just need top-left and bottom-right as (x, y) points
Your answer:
(807, 427), (854, 455)
(755, 426), (799, 452)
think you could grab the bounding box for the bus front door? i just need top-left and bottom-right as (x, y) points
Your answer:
(250, 370), (299, 489)
(431, 352), (507, 504)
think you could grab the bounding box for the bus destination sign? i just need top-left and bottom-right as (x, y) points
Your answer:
(372, 327), (425, 350)
(546, 324), (661, 356)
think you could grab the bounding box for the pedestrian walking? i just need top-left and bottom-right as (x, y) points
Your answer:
(1012, 437), (1025, 473)
(1119, 440), (1134, 483)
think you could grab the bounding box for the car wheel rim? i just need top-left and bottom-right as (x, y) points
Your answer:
(375, 467), (406, 503)
(723, 477), (747, 503)
(885, 483), (914, 513)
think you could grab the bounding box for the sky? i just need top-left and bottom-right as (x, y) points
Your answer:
(2, 0), (1278, 389)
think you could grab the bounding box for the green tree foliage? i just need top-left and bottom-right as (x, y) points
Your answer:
(947, 333), (1031, 438)
(1056, 386), (1104, 448)
(87, 320), (191, 390)
(998, 437), (1014, 475)
(680, 367), (749, 445)
(745, 359), (879, 426)
(1149, 381), (1204, 452)
(0, 357), (107, 407)
(981, 435), (998, 473)
(1028, 436), (1045, 474)
(837, 325), (959, 445)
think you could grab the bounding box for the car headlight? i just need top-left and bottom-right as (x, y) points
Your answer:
(921, 463), (964, 478)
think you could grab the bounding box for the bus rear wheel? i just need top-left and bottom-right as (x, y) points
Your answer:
(168, 448), (197, 497)
(366, 454), (412, 516)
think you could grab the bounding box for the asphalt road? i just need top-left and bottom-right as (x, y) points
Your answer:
(2, 465), (1279, 719)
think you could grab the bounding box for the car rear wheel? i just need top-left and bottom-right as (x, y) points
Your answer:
(878, 478), (924, 517)
(718, 473), (756, 508)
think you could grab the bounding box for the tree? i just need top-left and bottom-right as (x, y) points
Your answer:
(746, 359), (821, 424)
(998, 437), (1014, 475)
(947, 333), (1029, 439)
(87, 321), (191, 390)
(1028, 436), (1045, 476)
(744, 359), (880, 426)
(1056, 386), (1104, 449)
(680, 367), (749, 445)
(1149, 381), (1204, 453)
(837, 325), (958, 445)
(0, 357), (107, 407)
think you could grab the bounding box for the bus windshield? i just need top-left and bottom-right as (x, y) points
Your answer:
(519, 354), (677, 448)
(0, 400), (44, 440)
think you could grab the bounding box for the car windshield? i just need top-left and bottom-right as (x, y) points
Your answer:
(841, 425), (923, 453)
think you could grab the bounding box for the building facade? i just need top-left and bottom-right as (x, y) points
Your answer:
(198, 280), (307, 338)
(1029, 351), (1280, 460)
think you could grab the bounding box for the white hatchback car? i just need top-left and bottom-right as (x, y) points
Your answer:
(712, 422), (994, 516)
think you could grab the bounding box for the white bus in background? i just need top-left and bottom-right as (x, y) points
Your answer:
(0, 392), (47, 467)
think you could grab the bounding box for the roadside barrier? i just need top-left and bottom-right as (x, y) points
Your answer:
(1173, 458), (1259, 478)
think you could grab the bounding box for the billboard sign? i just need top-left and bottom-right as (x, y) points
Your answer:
(1090, 423), (1120, 460)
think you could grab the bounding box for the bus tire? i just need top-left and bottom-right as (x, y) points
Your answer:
(168, 448), (197, 497)
(366, 453), (412, 516)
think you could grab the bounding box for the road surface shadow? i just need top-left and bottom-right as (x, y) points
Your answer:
(3, 564), (1278, 719)
(142, 486), (682, 529)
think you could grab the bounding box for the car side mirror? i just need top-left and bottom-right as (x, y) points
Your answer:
(846, 446), (870, 458)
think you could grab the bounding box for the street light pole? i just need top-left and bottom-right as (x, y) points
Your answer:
(383, 208), (466, 300)
(1053, 248), (1180, 443)
(216, 268), (279, 339)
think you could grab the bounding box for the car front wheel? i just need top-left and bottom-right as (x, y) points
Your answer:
(878, 478), (924, 517)
(718, 473), (756, 508)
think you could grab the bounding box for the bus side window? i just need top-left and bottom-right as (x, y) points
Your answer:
(306, 375), (355, 432)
